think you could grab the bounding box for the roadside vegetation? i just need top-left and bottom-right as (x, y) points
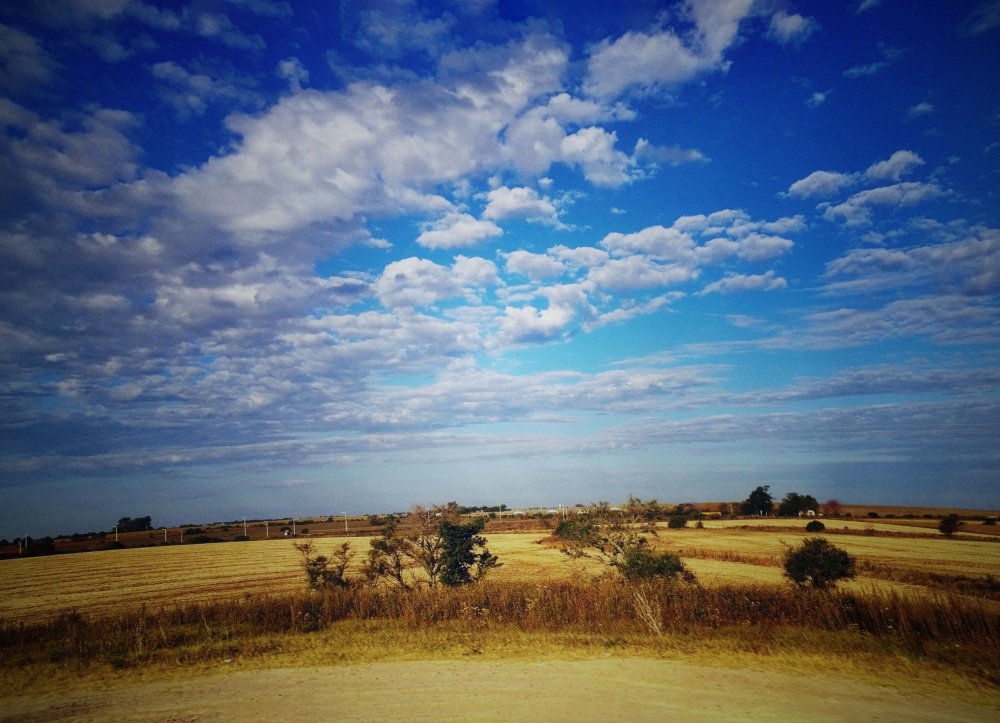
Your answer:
(2, 496), (999, 695)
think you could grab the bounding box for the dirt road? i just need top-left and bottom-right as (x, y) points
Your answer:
(2, 657), (997, 722)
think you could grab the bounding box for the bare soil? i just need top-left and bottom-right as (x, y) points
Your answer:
(2, 657), (997, 722)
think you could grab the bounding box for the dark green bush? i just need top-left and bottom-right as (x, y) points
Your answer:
(805, 520), (825, 532)
(617, 547), (689, 581)
(784, 538), (855, 589)
(667, 516), (688, 529)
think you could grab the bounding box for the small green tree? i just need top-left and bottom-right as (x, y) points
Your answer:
(805, 520), (825, 532)
(939, 514), (963, 538)
(438, 517), (501, 586)
(784, 538), (855, 590)
(666, 515), (687, 529)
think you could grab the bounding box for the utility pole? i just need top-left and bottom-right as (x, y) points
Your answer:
(265, 520), (269, 538)
(243, 517), (247, 538)
(343, 511), (348, 533)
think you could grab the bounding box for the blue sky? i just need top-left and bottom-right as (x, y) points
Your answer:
(1, 0), (999, 537)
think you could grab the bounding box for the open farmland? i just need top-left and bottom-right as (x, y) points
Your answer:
(2, 517), (999, 721)
(2, 521), (1000, 623)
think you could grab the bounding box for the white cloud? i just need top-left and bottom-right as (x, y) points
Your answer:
(549, 245), (610, 269)
(767, 11), (819, 45)
(633, 138), (707, 165)
(151, 61), (261, 118)
(502, 250), (565, 281)
(277, 57), (309, 90)
(168, 35), (578, 238)
(559, 126), (635, 186)
(844, 61), (888, 78)
(821, 182), (944, 226)
(805, 90), (831, 108)
(957, 1), (1000, 35)
(0, 24), (58, 93)
(787, 170), (854, 198)
(699, 270), (787, 295)
(374, 257), (464, 308)
(416, 212), (502, 249)
(188, 10), (265, 50)
(735, 233), (794, 261)
(907, 102), (934, 118)
(823, 225), (1000, 296)
(864, 150), (924, 182)
(588, 256), (699, 290)
(1, 102), (140, 190)
(600, 226), (697, 261)
(857, 0), (882, 12)
(371, 256), (497, 310)
(481, 186), (560, 224)
(582, 0), (753, 100)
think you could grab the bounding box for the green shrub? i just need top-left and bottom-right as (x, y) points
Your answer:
(554, 518), (594, 541)
(667, 516), (688, 529)
(939, 514), (963, 537)
(784, 537), (855, 589)
(617, 547), (689, 581)
(805, 520), (825, 532)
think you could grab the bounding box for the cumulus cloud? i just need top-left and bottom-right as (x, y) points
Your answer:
(481, 186), (560, 224)
(699, 270), (787, 295)
(821, 182), (944, 226)
(787, 170), (854, 198)
(0, 24), (58, 93)
(588, 256), (699, 290)
(583, 0), (754, 100)
(374, 257), (465, 308)
(151, 61), (261, 118)
(633, 138), (707, 165)
(767, 11), (819, 45)
(864, 150), (924, 182)
(416, 212), (503, 249)
(502, 250), (565, 281)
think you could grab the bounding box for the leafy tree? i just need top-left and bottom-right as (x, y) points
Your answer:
(438, 517), (501, 586)
(784, 538), (855, 589)
(805, 520), (826, 532)
(939, 514), (963, 538)
(364, 503), (500, 589)
(666, 516), (687, 529)
(778, 492), (819, 517)
(740, 485), (774, 516)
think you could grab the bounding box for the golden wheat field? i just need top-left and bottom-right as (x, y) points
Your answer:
(2, 521), (998, 623)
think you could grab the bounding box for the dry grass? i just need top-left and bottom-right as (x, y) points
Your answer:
(3, 521), (1000, 697)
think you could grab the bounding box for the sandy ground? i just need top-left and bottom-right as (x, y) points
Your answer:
(2, 658), (998, 722)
